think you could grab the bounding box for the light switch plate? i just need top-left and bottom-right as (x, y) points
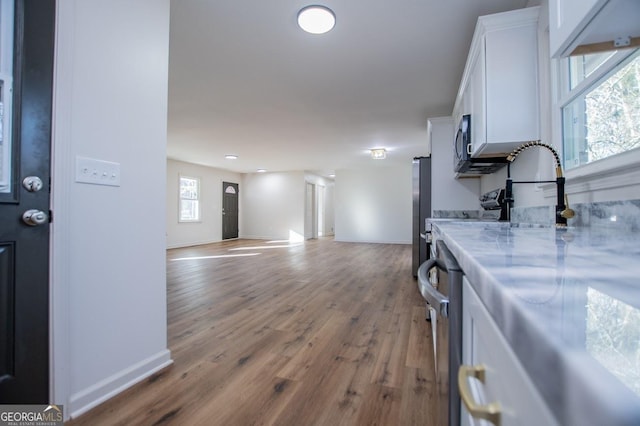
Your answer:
(75, 156), (121, 186)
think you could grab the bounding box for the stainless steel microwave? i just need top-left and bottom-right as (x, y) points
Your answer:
(454, 114), (507, 174)
(454, 114), (472, 172)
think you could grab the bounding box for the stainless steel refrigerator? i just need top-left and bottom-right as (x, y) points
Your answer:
(412, 156), (431, 276)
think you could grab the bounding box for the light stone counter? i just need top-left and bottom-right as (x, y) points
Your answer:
(429, 219), (640, 426)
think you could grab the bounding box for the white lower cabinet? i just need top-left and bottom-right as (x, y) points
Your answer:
(461, 278), (558, 426)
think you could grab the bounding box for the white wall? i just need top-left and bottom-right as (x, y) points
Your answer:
(166, 159), (242, 248)
(481, 148), (546, 207)
(334, 166), (412, 244)
(52, 0), (172, 418)
(241, 171), (305, 240)
(166, 166), (333, 243)
(428, 117), (481, 212)
(324, 182), (335, 235)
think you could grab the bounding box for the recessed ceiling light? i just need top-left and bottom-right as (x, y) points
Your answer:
(297, 5), (335, 34)
(370, 148), (386, 159)
(225, 154), (238, 160)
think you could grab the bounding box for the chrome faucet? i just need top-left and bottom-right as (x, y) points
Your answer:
(503, 141), (575, 227)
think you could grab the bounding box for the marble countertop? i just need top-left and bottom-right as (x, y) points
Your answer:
(429, 219), (640, 426)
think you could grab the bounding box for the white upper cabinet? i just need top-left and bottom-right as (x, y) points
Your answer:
(549, 0), (600, 57)
(453, 7), (540, 158)
(549, 0), (640, 58)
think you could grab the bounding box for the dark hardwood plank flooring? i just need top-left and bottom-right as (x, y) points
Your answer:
(67, 238), (438, 425)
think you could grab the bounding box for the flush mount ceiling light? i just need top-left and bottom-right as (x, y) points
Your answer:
(370, 148), (387, 159)
(297, 5), (336, 34)
(257, 169), (266, 173)
(225, 154), (238, 160)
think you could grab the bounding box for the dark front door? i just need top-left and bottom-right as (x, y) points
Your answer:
(0, 0), (55, 403)
(222, 182), (238, 240)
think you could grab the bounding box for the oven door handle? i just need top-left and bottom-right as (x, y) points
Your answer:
(417, 258), (449, 318)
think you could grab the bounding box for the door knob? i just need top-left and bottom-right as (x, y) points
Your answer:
(22, 209), (48, 226)
(22, 176), (44, 192)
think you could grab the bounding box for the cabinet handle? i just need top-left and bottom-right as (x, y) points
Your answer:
(458, 364), (501, 426)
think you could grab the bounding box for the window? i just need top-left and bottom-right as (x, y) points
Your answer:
(560, 49), (640, 170)
(0, 79), (10, 193)
(0, 3), (13, 195)
(179, 176), (200, 222)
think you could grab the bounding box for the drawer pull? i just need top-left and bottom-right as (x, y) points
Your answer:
(458, 364), (501, 426)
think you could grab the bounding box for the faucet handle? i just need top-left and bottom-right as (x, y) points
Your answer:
(560, 194), (575, 219)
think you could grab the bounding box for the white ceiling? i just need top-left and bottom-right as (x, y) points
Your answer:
(167, 0), (529, 177)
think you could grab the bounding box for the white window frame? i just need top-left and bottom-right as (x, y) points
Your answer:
(179, 175), (201, 223)
(551, 48), (640, 197)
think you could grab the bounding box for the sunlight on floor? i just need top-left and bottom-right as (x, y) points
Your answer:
(170, 239), (306, 261)
(228, 243), (303, 251)
(170, 253), (261, 261)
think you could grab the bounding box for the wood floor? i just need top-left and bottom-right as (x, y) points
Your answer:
(67, 238), (441, 425)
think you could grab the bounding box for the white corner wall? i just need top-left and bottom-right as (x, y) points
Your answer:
(166, 159), (242, 248)
(324, 182), (335, 236)
(334, 166), (412, 244)
(241, 171), (306, 240)
(52, 0), (172, 418)
(429, 117), (480, 212)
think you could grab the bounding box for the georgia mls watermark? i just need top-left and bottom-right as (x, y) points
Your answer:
(0, 405), (63, 426)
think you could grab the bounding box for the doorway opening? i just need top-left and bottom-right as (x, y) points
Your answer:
(304, 182), (327, 240)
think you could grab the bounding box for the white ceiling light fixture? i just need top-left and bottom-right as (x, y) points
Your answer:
(257, 169), (266, 173)
(297, 5), (336, 35)
(225, 154), (238, 160)
(370, 148), (386, 159)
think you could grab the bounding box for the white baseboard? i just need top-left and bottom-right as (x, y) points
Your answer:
(68, 349), (173, 419)
(166, 239), (220, 249)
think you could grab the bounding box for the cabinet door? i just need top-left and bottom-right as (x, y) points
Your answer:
(461, 278), (558, 426)
(549, 0), (603, 57)
(469, 44), (486, 155)
(484, 24), (539, 146)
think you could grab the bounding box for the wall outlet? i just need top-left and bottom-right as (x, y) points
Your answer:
(75, 156), (121, 186)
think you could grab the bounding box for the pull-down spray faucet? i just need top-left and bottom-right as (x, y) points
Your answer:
(503, 141), (575, 227)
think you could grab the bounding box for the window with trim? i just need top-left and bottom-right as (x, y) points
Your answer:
(179, 176), (200, 222)
(560, 49), (640, 170)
